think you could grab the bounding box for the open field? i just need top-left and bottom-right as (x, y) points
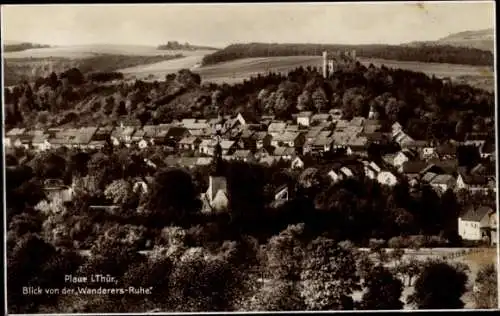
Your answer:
(3, 44), (213, 59)
(117, 55), (494, 91)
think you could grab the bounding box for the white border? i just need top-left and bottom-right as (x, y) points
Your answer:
(1, 1), (499, 314)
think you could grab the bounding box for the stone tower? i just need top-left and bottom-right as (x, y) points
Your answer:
(322, 51), (328, 79)
(351, 49), (357, 60)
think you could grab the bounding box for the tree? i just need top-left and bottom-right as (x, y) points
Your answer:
(7, 233), (82, 313)
(312, 88), (327, 113)
(408, 261), (468, 309)
(360, 265), (404, 310)
(146, 168), (200, 226)
(473, 264), (497, 309)
(296, 90), (312, 111)
(30, 152), (67, 179)
(264, 224), (306, 281)
(86, 152), (121, 193)
(104, 179), (133, 205)
(300, 237), (360, 310)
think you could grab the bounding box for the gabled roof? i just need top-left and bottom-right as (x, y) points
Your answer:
(331, 132), (352, 145)
(260, 156), (278, 166)
(273, 147), (296, 156)
(350, 116), (365, 127)
(6, 128), (26, 136)
(233, 149), (253, 158)
(274, 131), (300, 142)
(430, 174), (456, 185)
(285, 124), (300, 132)
(363, 160), (381, 173)
(268, 122), (287, 132)
(32, 133), (49, 144)
(166, 127), (188, 138)
(76, 127), (98, 144)
(252, 131), (269, 141)
(347, 136), (368, 147)
(196, 157), (212, 166)
(362, 124), (382, 134)
(179, 136), (201, 145)
(311, 114), (331, 121)
(437, 142), (457, 156)
(112, 126), (135, 138)
(461, 205), (494, 222)
(340, 166), (354, 177)
(458, 170), (488, 186)
(240, 129), (254, 139)
(306, 129), (323, 139)
(421, 172), (438, 183)
(220, 140), (235, 150)
(312, 137), (333, 147)
(334, 119), (350, 130)
(297, 111), (313, 118)
(178, 157), (198, 167)
(207, 176), (228, 201)
(407, 140), (431, 148)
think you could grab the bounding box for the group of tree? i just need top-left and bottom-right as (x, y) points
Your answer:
(4, 42), (51, 52)
(8, 212), (497, 313)
(157, 41), (217, 51)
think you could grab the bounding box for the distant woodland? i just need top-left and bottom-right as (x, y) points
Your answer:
(4, 42), (52, 52)
(157, 41), (218, 51)
(201, 43), (494, 66)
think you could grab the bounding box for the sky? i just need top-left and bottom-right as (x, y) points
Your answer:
(1, 2), (495, 48)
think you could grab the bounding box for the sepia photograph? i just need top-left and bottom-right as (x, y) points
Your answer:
(2, 1), (498, 313)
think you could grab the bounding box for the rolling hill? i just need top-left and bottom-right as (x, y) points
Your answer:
(3, 44), (189, 59)
(407, 28), (494, 52)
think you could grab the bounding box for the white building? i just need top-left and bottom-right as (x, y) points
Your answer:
(458, 206), (496, 243)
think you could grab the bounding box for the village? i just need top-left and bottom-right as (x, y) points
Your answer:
(4, 103), (497, 245)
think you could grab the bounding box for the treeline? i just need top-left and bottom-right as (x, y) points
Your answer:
(157, 41), (217, 51)
(201, 43), (493, 66)
(4, 42), (51, 52)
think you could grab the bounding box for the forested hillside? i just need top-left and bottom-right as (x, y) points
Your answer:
(4, 60), (494, 143)
(201, 43), (493, 67)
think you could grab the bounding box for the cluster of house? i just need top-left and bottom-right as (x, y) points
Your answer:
(6, 109), (495, 192)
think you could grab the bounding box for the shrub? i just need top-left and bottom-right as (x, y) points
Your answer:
(369, 238), (386, 250)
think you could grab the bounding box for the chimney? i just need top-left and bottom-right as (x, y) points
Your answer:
(322, 51), (328, 79)
(351, 49), (356, 60)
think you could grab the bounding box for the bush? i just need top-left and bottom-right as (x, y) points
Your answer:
(387, 235), (450, 249)
(388, 236), (406, 249)
(369, 238), (386, 250)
